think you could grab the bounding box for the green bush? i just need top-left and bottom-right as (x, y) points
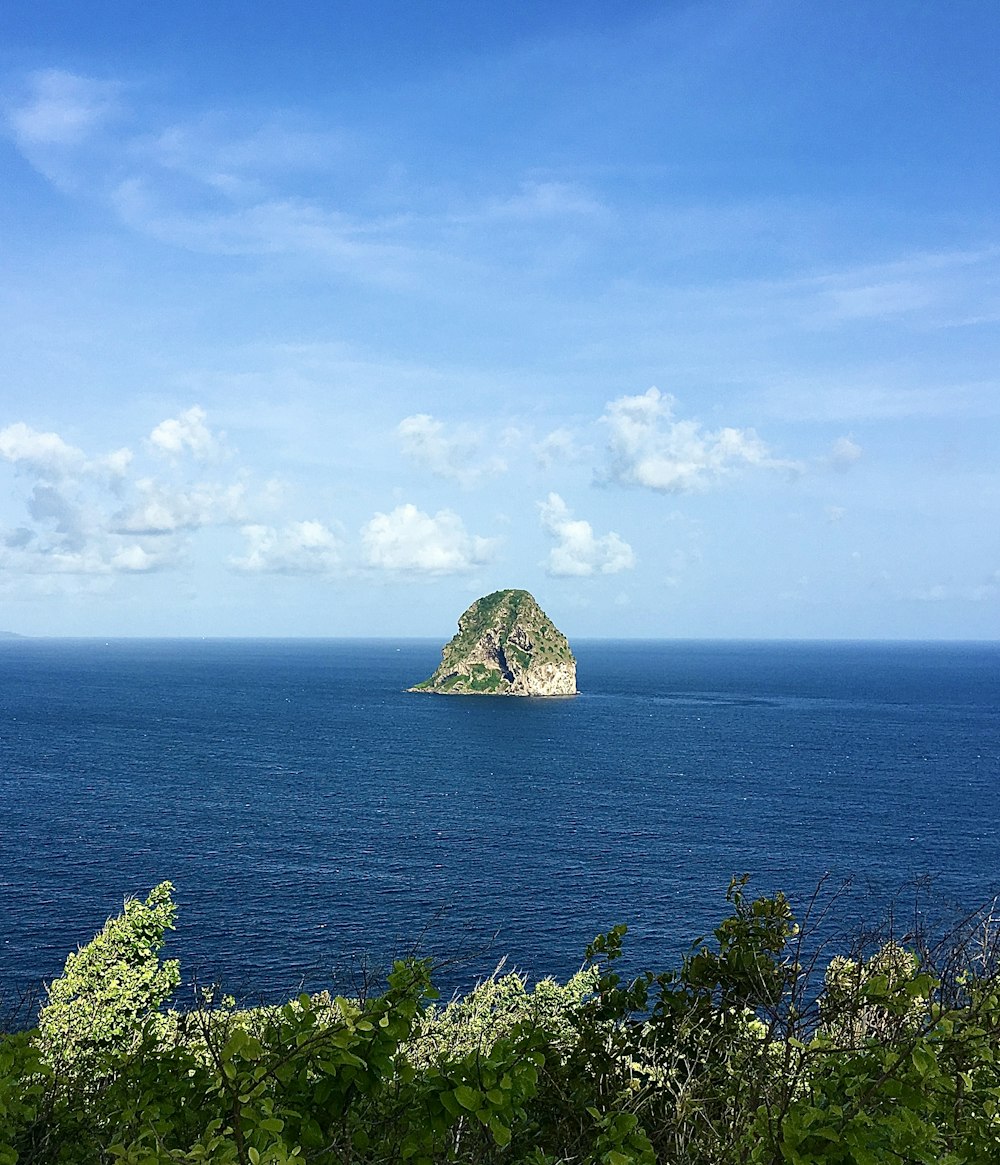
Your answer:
(37, 881), (180, 1082)
(4, 878), (1000, 1164)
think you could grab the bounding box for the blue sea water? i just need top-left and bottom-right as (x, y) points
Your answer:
(1, 638), (998, 1006)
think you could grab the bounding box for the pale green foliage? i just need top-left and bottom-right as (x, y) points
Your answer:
(821, 940), (922, 1043)
(37, 881), (180, 1077)
(409, 962), (596, 1068)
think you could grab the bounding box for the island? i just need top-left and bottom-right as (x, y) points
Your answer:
(409, 588), (577, 696)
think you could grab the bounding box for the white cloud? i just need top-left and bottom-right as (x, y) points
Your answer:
(143, 116), (348, 194)
(148, 405), (220, 459)
(0, 423), (134, 487)
(0, 422), (88, 478)
(7, 69), (119, 147)
(361, 503), (496, 575)
(482, 181), (603, 221)
(0, 411), (268, 588)
(821, 279), (934, 322)
(599, 388), (799, 493)
(829, 435), (863, 468)
(230, 521), (341, 575)
(538, 492), (634, 577)
(397, 413), (506, 486)
(110, 544), (162, 573)
(760, 379), (1000, 424)
(115, 478), (248, 534)
(909, 573), (1000, 603)
(5, 70), (611, 291)
(533, 427), (579, 468)
(2, 523), (175, 577)
(109, 177), (422, 288)
(98, 447), (135, 478)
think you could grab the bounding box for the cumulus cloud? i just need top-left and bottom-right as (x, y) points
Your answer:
(0, 422), (88, 478)
(397, 414), (505, 486)
(0, 423), (133, 491)
(148, 405), (220, 460)
(0, 408), (271, 586)
(533, 427), (579, 469)
(41, 542), (168, 575)
(230, 521), (341, 574)
(829, 435), (863, 469)
(115, 478), (248, 534)
(538, 492), (634, 577)
(361, 503), (496, 575)
(599, 388), (800, 493)
(110, 544), (163, 573)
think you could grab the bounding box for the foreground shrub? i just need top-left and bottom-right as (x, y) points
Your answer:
(3, 879), (1000, 1163)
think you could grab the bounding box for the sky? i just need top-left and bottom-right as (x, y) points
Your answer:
(1, 0), (998, 639)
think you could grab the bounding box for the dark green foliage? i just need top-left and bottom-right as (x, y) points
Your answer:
(4, 879), (1000, 1164)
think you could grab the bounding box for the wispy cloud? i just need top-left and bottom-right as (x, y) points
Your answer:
(7, 69), (120, 148)
(2, 69), (616, 292)
(909, 572), (1000, 603)
(804, 248), (1000, 328)
(5, 69), (430, 286)
(758, 379), (1000, 424)
(141, 115), (349, 194)
(397, 413), (506, 486)
(476, 180), (604, 222)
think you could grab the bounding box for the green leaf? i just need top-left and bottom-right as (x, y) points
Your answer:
(440, 1090), (462, 1117)
(490, 1118), (512, 1147)
(454, 1084), (481, 1111)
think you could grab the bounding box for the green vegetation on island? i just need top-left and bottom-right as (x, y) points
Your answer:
(4, 878), (1000, 1164)
(410, 589), (577, 696)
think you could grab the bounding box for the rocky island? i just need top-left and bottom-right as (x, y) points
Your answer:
(409, 589), (577, 696)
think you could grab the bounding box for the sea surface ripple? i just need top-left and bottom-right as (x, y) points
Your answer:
(1, 638), (998, 1003)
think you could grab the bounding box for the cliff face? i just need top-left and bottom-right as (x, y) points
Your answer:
(409, 589), (577, 696)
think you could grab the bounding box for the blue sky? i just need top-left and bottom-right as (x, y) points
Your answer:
(1, 0), (998, 638)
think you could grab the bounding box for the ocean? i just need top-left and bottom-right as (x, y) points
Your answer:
(1, 638), (998, 1007)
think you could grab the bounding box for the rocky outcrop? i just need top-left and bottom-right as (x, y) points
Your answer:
(409, 589), (577, 696)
